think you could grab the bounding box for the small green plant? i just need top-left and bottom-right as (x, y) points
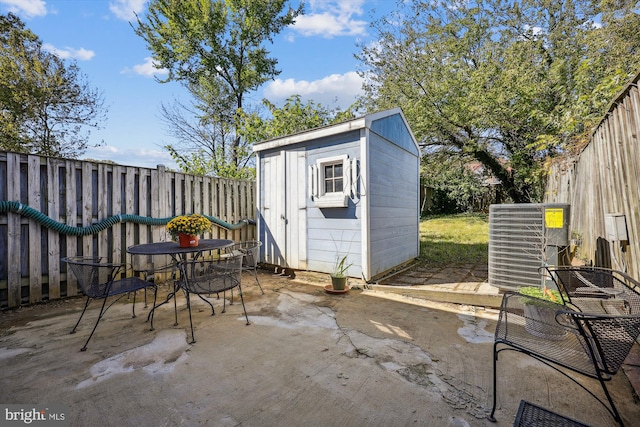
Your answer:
(519, 286), (563, 305)
(331, 255), (352, 278)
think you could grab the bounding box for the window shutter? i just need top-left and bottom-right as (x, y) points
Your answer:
(343, 157), (351, 198)
(350, 158), (359, 198)
(309, 164), (318, 200)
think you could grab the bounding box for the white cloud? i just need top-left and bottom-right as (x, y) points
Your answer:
(264, 71), (364, 109)
(0, 0), (47, 17)
(109, 0), (146, 21)
(293, 0), (368, 38)
(42, 43), (95, 61)
(122, 57), (169, 78)
(84, 145), (176, 169)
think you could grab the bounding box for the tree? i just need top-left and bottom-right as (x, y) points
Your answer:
(167, 93), (360, 177)
(238, 94), (360, 144)
(134, 0), (303, 173)
(421, 150), (488, 214)
(357, 0), (640, 203)
(0, 13), (107, 158)
(161, 76), (255, 178)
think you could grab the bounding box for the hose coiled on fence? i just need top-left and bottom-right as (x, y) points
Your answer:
(0, 200), (254, 236)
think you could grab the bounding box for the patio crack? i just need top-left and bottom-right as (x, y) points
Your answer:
(335, 324), (490, 420)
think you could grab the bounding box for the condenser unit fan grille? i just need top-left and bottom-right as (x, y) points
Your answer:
(489, 204), (545, 290)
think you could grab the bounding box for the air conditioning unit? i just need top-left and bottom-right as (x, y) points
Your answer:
(489, 203), (570, 291)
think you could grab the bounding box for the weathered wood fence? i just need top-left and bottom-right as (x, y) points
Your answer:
(546, 71), (640, 279)
(0, 151), (256, 309)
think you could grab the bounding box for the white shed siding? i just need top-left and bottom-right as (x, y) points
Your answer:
(286, 149), (307, 269)
(304, 134), (363, 278)
(254, 108), (419, 282)
(367, 131), (420, 277)
(258, 151), (286, 266)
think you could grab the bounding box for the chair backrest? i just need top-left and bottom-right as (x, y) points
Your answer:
(240, 241), (261, 268)
(572, 311), (640, 375)
(130, 254), (176, 283)
(182, 254), (243, 294)
(554, 267), (614, 293)
(62, 256), (120, 298)
(548, 266), (640, 314)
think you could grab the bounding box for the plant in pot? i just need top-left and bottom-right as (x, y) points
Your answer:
(519, 285), (568, 340)
(166, 214), (212, 247)
(330, 255), (352, 290)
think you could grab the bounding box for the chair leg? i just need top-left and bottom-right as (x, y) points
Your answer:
(185, 291), (196, 344)
(237, 283), (250, 326)
(596, 374), (625, 426)
(487, 342), (499, 422)
(80, 296), (110, 352)
(71, 296), (92, 334)
(253, 268), (265, 294)
(173, 282), (179, 326)
(221, 290), (228, 313)
(131, 290), (137, 318)
(143, 286), (148, 309)
(149, 286), (157, 331)
(196, 293), (216, 315)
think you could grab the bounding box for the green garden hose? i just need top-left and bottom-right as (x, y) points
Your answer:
(0, 200), (254, 236)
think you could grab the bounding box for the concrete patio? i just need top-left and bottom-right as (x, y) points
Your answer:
(1, 268), (639, 426)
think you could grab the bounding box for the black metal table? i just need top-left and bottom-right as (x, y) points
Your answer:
(127, 239), (234, 258)
(127, 239), (234, 326)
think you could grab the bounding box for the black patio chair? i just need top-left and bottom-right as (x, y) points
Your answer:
(224, 240), (264, 294)
(131, 254), (178, 286)
(62, 256), (158, 351)
(545, 266), (640, 315)
(488, 291), (640, 427)
(180, 253), (249, 344)
(131, 254), (180, 327)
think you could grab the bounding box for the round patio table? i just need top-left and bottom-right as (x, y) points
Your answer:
(127, 239), (234, 326)
(127, 239), (234, 258)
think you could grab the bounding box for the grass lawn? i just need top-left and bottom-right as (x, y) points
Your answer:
(419, 213), (489, 266)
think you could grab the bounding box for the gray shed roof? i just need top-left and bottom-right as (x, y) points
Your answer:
(252, 107), (419, 154)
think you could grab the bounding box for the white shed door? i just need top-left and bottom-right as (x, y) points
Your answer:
(262, 149), (307, 269)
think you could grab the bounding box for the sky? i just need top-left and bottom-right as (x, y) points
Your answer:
(1, 0), (399, 169)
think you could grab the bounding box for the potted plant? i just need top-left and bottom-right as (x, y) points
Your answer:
(330, 255), (352, 290)
(166, 214), (212, 247)
(519, 286), (567, 340)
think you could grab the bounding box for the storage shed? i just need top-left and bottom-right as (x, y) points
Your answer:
(253, 108), (420, 282)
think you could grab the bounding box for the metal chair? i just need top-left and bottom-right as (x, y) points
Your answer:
(180, 253), (249, 344)
(488, 291), (640, 427)
(131, 255), (178, 286)
(224, 241), (264, 294)
(513, 400), (592, 427)
(546, 266), (640, 315)
(62, 256), (158, 351)
(131, 254), (180, 326)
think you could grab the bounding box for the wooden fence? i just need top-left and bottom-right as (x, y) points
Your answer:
(545, 71), (640, 278)
(0, 151), (256, 309)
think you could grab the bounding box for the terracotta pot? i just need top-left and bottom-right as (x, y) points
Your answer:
(178, 234), (199, 248)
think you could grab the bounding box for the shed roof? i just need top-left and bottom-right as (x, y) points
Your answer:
(252, 107), (418, 154)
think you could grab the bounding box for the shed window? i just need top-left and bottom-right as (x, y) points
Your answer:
(324, 163), (343, 193)
(310, 155), (352, 208)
